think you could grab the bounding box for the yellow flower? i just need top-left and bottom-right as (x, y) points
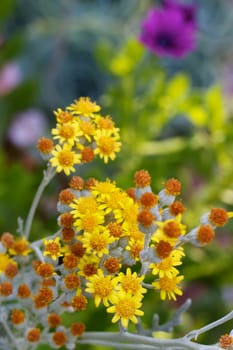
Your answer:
(116, 268), (146, 296)
(51, 121), (81, 146)
(54, 108), (74, 124)
(85, 269), (117, 307)
(91, 179), (117, 202)
(67, 97), (101, 117)
(50, 144), (81, 175)
(94, 129), (121, 163)
(0, 253), (14, 274)
(9, 237), (32, 256)
(152, 216), (186, 244)
(107, 291), (144, 328)
(81, 230), (114, 258)
(150, 253), (182, 278)
(70, 196), (99, 217)
(74, 211), (105, 233)
(43, 237), (63, 260)
(152, 274), (184, 301)
(78, 120), (96, 142)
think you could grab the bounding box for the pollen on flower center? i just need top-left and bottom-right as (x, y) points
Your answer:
(163, 221), (181, 238)
(59, 124), (76, 139)
(115, 299), (136, 318)
(58, 150), (75, 166)
(156, 240), (173, 258)
(98, 136), (115, 153)
(90, 234), (107, 251)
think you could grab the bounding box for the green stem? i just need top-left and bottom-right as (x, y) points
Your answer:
(24, 166), (56, 240)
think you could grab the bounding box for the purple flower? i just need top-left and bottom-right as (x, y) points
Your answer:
(164, 0), (197, 27)
(139, 4), (197, 58)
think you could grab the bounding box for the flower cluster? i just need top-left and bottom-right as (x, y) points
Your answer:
(0, 97), (233, 350)
(139, 0), (197, 58)
(37, 96), (121, 175)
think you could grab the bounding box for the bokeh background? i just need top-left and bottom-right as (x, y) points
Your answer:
(2, 0), (233, 348)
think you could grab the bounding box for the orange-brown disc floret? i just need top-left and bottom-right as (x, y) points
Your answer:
(70, 242), (86, 257)
(209, 208), (228, 227)
(47, 313), (62, 328)
(4, 262), (18, 278)
(63, 254), (78, 270)
(64, 273), (80, 290)
(155, 240), (173, 259)
(134, 170), (151, 188)
(71, 295), (88, 311)
(83, 263), (98, 277)
(59, 189), (75, 205)
(41, 278), (56, 287)
(84, 177), (98, 190)
(17, 284), (31, 298)
(104, 257), (121, 274)
(36, 262), (54, 279)
(59, 212), (75, 228)
(52, 331), (67, 347)
(126, 188), (136, 201)
(34, 287), (53, 308)
(219, 334), (233, 349)
(0, 281), (13, 296)
(26, 328), (41, 342)
(37, 137), (54, 154)
(140, 192), (158, 208)
(108, 222), (123, 238)
(70, 322), (86, 337)
(69, 176), (84, 191)
(11, 309), (25, 325)
(1, 232), (14, 248)
(197, 225), (215, 244)
(165, 178), (181, 196)
(61, 227), (76, 242)
(163, 221), (181, 238)
(137, 209), (155, 227)
(81, 147), (95, 163)
(169, 201), (186, 216)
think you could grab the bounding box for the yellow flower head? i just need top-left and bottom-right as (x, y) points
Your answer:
(0, 253), (14, 274)
(43, 237), (63, 260)
(51, 121), (81, 146)
(81, 230), (114, 258)
(70, 196), (99, 217)
(54, 108), (74, 124)
(153, 216), (186, 244)
(50, 144), (81, 175)
(94, 129), (121, 163)
(9, 237), (32, 256)
(107, 291), (144, 328)
(85, 269), (118, 307)
(91, 179), (117, 202)
(152, 273), (184, 301)
(74, 211), (105, 233)
(150, 252), (183, 278)
(67, 97), (101, 117)
(78, 119), (96, 142)
(116, 268), (146, 296)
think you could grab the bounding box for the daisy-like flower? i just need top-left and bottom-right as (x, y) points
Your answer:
(91, 179), (117, 202)
(138, 5), (196, 58)
(153, 216), (186, 244)
(51, 121), (81, 146)
(107, 291), (144, 328)
(77, 119), (96, 142)
(74, 211), (105, 233)
(115, 268), (146, 296)
(85, 269), (118, 307)
(81, 230), (114, 258)
(77, 255), (99, 278)
(152, 273), (184, 301)
(70, 196), (99, 217)
(54, 108), (74, 124)
(94, 129), (121, 163)
(0, 253), (15, 274)
(9, 236), (32, 256)
(50, 143), (81, 176)
(43, 237), (64, 260)
(67, 97), (101, 117)
(150, 250), (183, 278)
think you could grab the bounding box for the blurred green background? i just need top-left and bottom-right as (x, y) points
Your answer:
(1, 0), (233, 348)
